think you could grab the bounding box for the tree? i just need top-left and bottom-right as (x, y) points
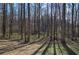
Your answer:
(37, 3), (40, 38)
(71, 3), (74, 40)
(47, 3), (49, 36)
(61, 3), (66, 44)
(2, 3), (7, 38)
(27, 3), (30, 42)
(78, 4), (79, 37)
(9, 3), (14, 38)
(22, 3), (26, 43)
(50, 3), (53, 39)
(34, 4), (36, 34)
(20, 3), (23, 40)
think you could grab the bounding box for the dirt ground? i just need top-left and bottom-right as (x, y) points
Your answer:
(0, 40), (19, 49)
(0, 39), (45, 55)
(2, 43), (42, 55)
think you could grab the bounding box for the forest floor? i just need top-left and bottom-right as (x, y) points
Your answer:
(0, 36), (79, 55)
(0, 34), (45, 54)
(2, 43), (42, 55)
(0, 36), (48, 55)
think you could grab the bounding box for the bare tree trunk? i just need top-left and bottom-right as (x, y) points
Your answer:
(74, 6), (77, 40)
(34, 4), (36, 34)
(2, 3), (6, 38)
(77, 4), (79, 37)
(58, 4), (62, 39)
(9, 3), (14, 38)
(47, 3), (49, 36)
(27, 3), (30, 42)
(22, 3), (26, 43)
(18, 4), (21, 34)
(20, 3), (23, 40)
(50, 3), (53, 39)
(37, 3), (40, 38)
(71, 3), (74, 40)
(61, 3), (66, 44)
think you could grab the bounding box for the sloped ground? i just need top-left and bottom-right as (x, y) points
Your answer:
(0, 40), (19, 47)
(2, 36), (47, 55)
(0, 35), (45, 54)
(44, 39), (77, 55)
(1, 38), (48, 55)
(0, 40), (24, 54)
(67, 40), (79, 54)
(2, 43), (42, 55)
(0, 37), (78, 55)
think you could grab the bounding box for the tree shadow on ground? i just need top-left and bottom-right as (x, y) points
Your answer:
(53, 37), (56, 55)
(61, 42), (77, 55)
